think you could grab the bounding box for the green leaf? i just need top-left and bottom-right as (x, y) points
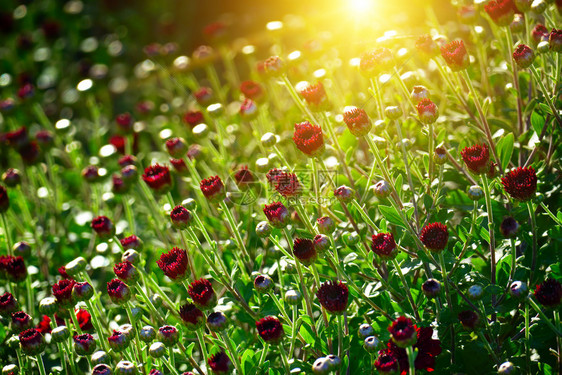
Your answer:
(530, 111), (545, 136)
(496, 132), (514, 171)
(379, 205), (405, 227)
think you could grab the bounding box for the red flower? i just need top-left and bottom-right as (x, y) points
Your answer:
(298, 82), (327, 110)
(343, 107), (371, 137)
(52, 279), (75, 308)
(184, 110), (204, 128)
(74, 333), (96, 356)
(317, 281), (349, 314)
(293, 121), (324, 157)
(549, 28), (562, 52)
(112, 175), (128, 194)
(371, 233), (398, 260)
(0, 292), (18, 315)
(2, 168), (21, 187)
(120, 235), (143, 251)
(58, 266), (69, 278)
(419, 223), (448, 252)
(359, 48), (394, 77)
(484, 0), (515, 26)
(108, 330), (129, 352)
(106, 279), (131, 304)
(157, 247), (189, 281)
(35, 130), (54, 149)
(531, 24), (549, 45)
(179, 303), (205, 330)
(256, 316), (284, 344)
(203, 21), (227, 42)
(501, 167), (537, 201)
(293, 238), (317, 266)
(334, 185), (355, 203)
(4, 127), (28, 148)
(374, 349), (399, 374)
(19, 329), (46, 356)
(208, 351), (232, 374)
(388, 316), (417, 348)
(115, 113), (133, 133)
(170, 158), (188, 175)
(158, 325), (179, 346)
(416, 98), (439, 124)
(82, 165), (100, 183)
(118, 155), (137, 167)
(188, 279), (216, 310)
(36, 315), (52, 334)
(18, 140), (40, 165)
(91, 216), (115, 239)
(513, 44), (535, 68)
(114, 261), (138, 283)
(534, 278), (562, 307)
(440, 40), (469, 71)
(11, 311), (33, 332)
(458, 310), (480, 330)
(272, 171), (302, 198)
(416, 35), (440, 58)
(165, 137), (188, 159)
(263, 202), (290, 228)
(386, 327), (442, 374)
(234, 166), (255, 189)
(200, 175), (225, 202)
(194, 87), (214, 105)
(17, 83), (34, 100)
(142, 164), (172, 194)
(263, 56), (286, 77)
(240, 80), (264, 102)
(0, 255), (26, 283)
(54, 309), (93, 331)
(461, 144), (490, 174)
(170, 205), (192, 229)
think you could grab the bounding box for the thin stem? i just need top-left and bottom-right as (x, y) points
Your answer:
(219, 200), (252, 273)
(406, 346), (416, 375)
(281, 75), (317, 123)
(364, 136), (403, 209)
(196, 329), (208, 369)
(527, 297), (562, 336)
(527, 201), (538, 283)
(525, 301), (530, 374)
(530, 65), (562, 126)
(540, 202), (562, 226)
(85, 299), (111, 353)
(481, 175), (496, 317)
(279, 343), (291, 373)
(35, 355), (47, 375)
(438, 252), (454, 310)
(505, 28), (525, 141)
(337, 315), (343, 358)
(320, 111), (356, 191)
(476, 330), (500, 365)
(220, 332), (243, 375)
(69, 308), (83, 335)
(1, 213), (13, 255)
(258, 342), (269, 367)
(392, 258), (421, 321)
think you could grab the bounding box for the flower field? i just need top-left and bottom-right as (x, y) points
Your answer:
(0, 0), (561, 374)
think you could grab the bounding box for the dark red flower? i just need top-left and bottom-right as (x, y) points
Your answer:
(240, 80), (264, 102)
(158, 325), (179, 346)
(416, 99), (439, 124)
(36, 315), (52, 334)
(263, 202), (290, 228)
(0, 255), (26, 282)
(4, 127), (28, 148)
(484, 0), (515, 26)
(19, 328), (46, 356)
(208, 351), (232, 374)
(91, 216), (115, 239)
(107, 279), (131, 305)
(317, 216), (335, 234)
(17, 83), (34, 100)
(112, 175), (128, 194)
(142, 164), (172, 194)
(194, 87), (214, 106)
(458, 310), (480, 330)
(531, 24), (549, 45)
(334, 185), (355, 203)
(200, 175), (225, 202)
(109, 135), (127, 154)
(35, 130), (54, 149)
(293, 238), (317, 266)
(179, 303), (205, 330)
(58, 266), (69, 278)
(317, 280), (349, 314)
(135, 100), (154, 114)
(534, 278), (562, 307)
(18, 141), (40, 165)
(549, 28), (562, 52)
(184, 110), (205, 128)
(2, 168), (21, 187)
(263, 56), (286, 77)
(188, 279), (216, 310)
(343, 107), (371, 137)
(74, 333), (96, 355)
(273, 171), (302, 198)
(115, 113), (134, 133)
(256, 316), (284, 344)
(299, 82), (327, 109)
(266, 168), (285, 185)
(93, 364), (113, 375)
(386, 327), (442, 374)
(157, 247), (189, 281)
(416, 35), (440, 58)
(440, 40), (469, 71)
(82, 165), (100, 183)
(513, 44), (535, 68)
(170, 205), (192, 229)
(234, 166), (255, 189)
(293, 121), (324, 157)
(388, 316), (417, 348)
(419, 223), (448, 252)
(120, 235), (143, 251)
(461, 144), (490, 174)
(359, 48), (394, 77)
(0, 292), (18, 315)
(203, 21), (228, 42)
(371, 233), (398, 260)
(52, 279), (76, 307)
(54, 308), (93, 331)
(114, 261), (138, 283)
(165, 137), (188, 159)
(422, 279), (441, 299)
(170, 158), (188, 176)
(239, 98), (258, 120)
(374, 349), (399, 374)
(11, 311), (33, 332)
(501, 167), (537, 201)
(500, 217), (519, 238)
(118, 155), (137, 167)
(108, 330), (130, 352)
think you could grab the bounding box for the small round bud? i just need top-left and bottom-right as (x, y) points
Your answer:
(91, 351), (110, 366)
(343, 231), (360, 246)
(119, 324), (136, 342)
(422, 278), (441, 299)
(12, 242), (31, 258)
(206, 103), (224, 118)
(192, 124), (209, 139)
(73, 282), (94, 301)
(261, 133), (278, 148)
(38, 297), (58, 316)
(150, 294), (163, 309)
(65, 257), (87, 276)
(509, 281), (528, 299)
(165, 137), (188, 159)
(51, 326), (70, 343)
(325, 354), (341, 370)
(157, 325), (179, 347)
(254, 275), (273, 293)
(255, 157), (270, 173)
(139, 326), (156, 343)
(284, 289), (302, 305)
(149, 342), (166, 358)
(334, 185), (355, 203)
(7, 335), (20, 350)
(364, 336), (380, 352)
(2, 168), (22, 187)
(317, 216), (335, 234)
(256, 221), (272, 238)
(537, 41), (550, 54)
(182, 198), (198, 211)
(467, 185), (484, 201)
(2, 364), (18, 375)
(531, 0), (547, 13)
(121, 165), (138, 182)
(410, 85), (430, 104)
(500, 217), (519, 238)
(468, 285), (484, 300)
(313, 234), (330, 254)
(510, 14), (525, 33)
(74, 333), (97, 356)
(373, 180), (391, 199)
(92, 364), (113, 375)
(434, 147), (447, 165)
(384, 106), (403, 120)
(312, 358), (330, 375)
(122, 250), (140, 264)
(115, 361), (137, 375)
(358, 324), (374, 339)
(207, 311), (228, 332)
(498, 361), (516, 374)
(398, 138), (413, 150)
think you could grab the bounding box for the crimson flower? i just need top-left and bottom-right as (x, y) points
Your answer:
(534, 278), (562, 307)
(91, 216), (115, 239)
(142, 164), (172, 194)
(52, 279), (76, 307)
(115, 113), (133, 133)
(531, 24), (549, 45)
(234, 166), (255, 189)
(200, 175), (226, 202)
(208, 351), (232, 374)
(272, 171), (302, 198)
(317, 281), (349, 314)
(36, 315), (52, 334)
(513, 44), (535, 69)
(120, 235), (143, 251)
(240, 80), (264, 102)
(256, 316), (284, 344)
(458, 310), (480, 330)
(343, 107), (371, 137)
(157, 247), (189, 281)
(299, 82), (328, 110)
(293, 238), (317, 266)
(108, 330), (130, 352)
(388, 316), (417, 347)
(386, 327), (442, 374)
(371, 233), (398, 260)
(74, 333), (96, 356)
(419, 223), (449, 252)
(484, 0), (515, 26)
(179, 303), (205, 330)
(188, 279), (216, 310)
(416, 99), (439, 124)
(11, 311), (33, 332)
(0, 255), (26, 282)
(263, 202), (290, 228)
(19, 329), (46, 356)
(107, 279), (131, 305)
(170, 205), (192, 229)
(165, 137), (188, 159)
(549, 29), (562, 52)
(293, 121), (324, 157)
(184, 110), (204, 128)
(374, 349), (399, 374)
(440, 40), (469, 71)
(416, 35), (440, 58)
(114, 261), (138, 283)
(461, 144), (490, 174)
(501, 167), (537, 201)
(359, 48), (394, 77)
(0, 292), (18, 315)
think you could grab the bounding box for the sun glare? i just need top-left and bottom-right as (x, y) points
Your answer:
(347, 0), (375, 14)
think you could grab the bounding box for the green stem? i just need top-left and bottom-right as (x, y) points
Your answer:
(505, 27), (525, 140)
(525, 300), (530, 375)
(527, 298), (562, 336)
(123, 195), (136, 234)
(526, 201), (538, 283)
(281, 75), (317, 123)
(1, 212), (13, 254)
(204, 64), (226, 104)
(337, 315), (343, 358)
(476, 330), (500, 365)
(406, 346), (416, 375)
(161, 355), (181, 375)
(279, 343), (291, 374)
(85, 299), (111, 354)
(35, 355), (47, 375)
(196, 328), (208, 369)
(258, 343), (269, 367)
(529, 65), (562, 126)
(69, 308), (83, 335)
(391, 258), (421, 321)
(220, 331), (243, 375)
(219, 200), (252, 273)
(481, 175), (496, 313)
(438, 252), (454, 311)
(540, 202), (562, 226)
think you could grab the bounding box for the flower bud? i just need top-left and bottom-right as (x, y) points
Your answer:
(119, 324), (135, 342)
(254, 275), (274, 293)
(467, 185), (484, 201)
(550, 29), (562, 53)
(325, 354), (341, 370)
(206, 103), (224, 118)
(514, 0), (532, 12)
(179, 303), (205, 331)
(150, 294), (163, 309)
(313, 234), (330, 254)
(513, 44), (535, 69)
(498, 361), (516, 374)
(12, 242), (31, 258)
(373, 180), (391, 199)
(468, 285), (484, 300)
(158, 325), (179, 347)
(422, 278), (441, 299)
(74, 333), (97, 356)
(509, 281), (528, 299)
(91, 351), (109, 366)
(433, 147), (447, 165)
(149, 342), (166, 358)
(121, 165), (138, 182)
(115, 361), (137, 375)
(7, 335), (20, 350)
(91, 216), (115, 239)
(38, 297), (58, 316)
(458, 310), (480, 330)
(410, 86), (430, 104)
(240, 99), (259, 120)
(255, 221), (272, 238)
(122, 250), (140, 265)
(0, 293), (18, 316)
(510, 14), (525, 33)
(11, 311), (33, 332)
(2, 169), (21, 187)
(108, 331), (130, 352)
(343, 231), (360, 246)
(73, 281), (94, 301)
(417, 99), (439, 124)
(384, 106), (403, 120)
(207, 311), (229, 332)
(65, 257), (87, 277)
(500, 217), (519, 238)
(317, 216), (335, 234)
(192, 124), (209, 139)
(82, 166), (101, 183)
(363, 336), (380, 352)
(92, 364), (113, 375)
(165, 137), (188, 159)
(107, 279), (131, 305)
(170, 205), (193, 230)
(139, 326), (156, 343)
(284, 289), (302, 305)
(531, 0), (547, 13)
(334, 185), (355, 203)
(19, 329), (46, 356)
(2, 365), (18, 375)
(114, 261), (139, 284)
(261, 133), (278, 148)
(358, 324), (374, 339)
(51, 326), (70, 343)
(264, 56), (286, 77)
(312, 358), (330, 375)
